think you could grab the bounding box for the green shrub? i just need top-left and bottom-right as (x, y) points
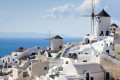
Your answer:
(65, 61), (68, 64)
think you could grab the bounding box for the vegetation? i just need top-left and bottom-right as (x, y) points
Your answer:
(67, 53), (78, 59)
(19, 60), (22, 65)
(65, 61), (68, 64)
(0, 70), (12, 76)
(19, 56), (29, 60)
(85, 53), (88, 55)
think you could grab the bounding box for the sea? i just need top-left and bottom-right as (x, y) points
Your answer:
(0, 38), (83, 57)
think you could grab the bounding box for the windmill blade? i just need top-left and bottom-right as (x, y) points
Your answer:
(45, 39), (51, 40)
(91, 0), (94, 13)
(91, 18), (93, 33)
(93, 18), (94, 34)
(81, 15), (91, 17)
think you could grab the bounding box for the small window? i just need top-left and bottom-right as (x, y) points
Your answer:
(102, 44), (103, 46)
(59, 46), (62, 49)
(58, 67), (63, 71)
(86, 72), (89, 78)
(110, 43), (112, 45)
(106, 31), (109, 36)
(85, 53), (88, 55)
(106, 50), (109, 53)
(23, 72), (27, 77)
(101, 31), (103, 34)
(29, 67), (31, 71)
(44, 67), (47, 70)
(8, 58), (10, 62)
(106, 44), (108, 47)
(91, 77), (94, 80)
(3, 60), (4, 63)
(15, 54), (17, 56)
(83, 60), (87, 62)
(98, 17), (100, 19)
(118, 53), (120, 55)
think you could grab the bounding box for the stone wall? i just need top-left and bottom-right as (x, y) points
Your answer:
(100, 57), (120, 80)
(114, 44), (120, 61)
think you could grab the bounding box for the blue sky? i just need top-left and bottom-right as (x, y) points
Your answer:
(0, 0), (120, 37)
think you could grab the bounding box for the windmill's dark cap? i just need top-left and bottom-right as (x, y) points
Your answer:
(96, 9), (110, 17)
(51, 35), (63, 39)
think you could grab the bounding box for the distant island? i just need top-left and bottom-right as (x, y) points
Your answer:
(0, 32), (70, 38)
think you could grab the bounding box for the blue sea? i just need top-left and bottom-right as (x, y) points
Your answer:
(0, 38), (83, 57)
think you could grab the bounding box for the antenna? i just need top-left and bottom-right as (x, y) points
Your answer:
(81, 0), (96, 34)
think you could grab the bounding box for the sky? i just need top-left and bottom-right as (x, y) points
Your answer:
(0, 0), (120, 38)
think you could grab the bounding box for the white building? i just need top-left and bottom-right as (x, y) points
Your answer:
(51, 35), (63, 50)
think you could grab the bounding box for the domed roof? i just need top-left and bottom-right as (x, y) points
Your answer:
(111, 23), (118, 28)
(96, 9), (110, 17)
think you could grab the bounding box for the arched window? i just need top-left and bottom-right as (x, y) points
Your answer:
(59, 46), (62, 49)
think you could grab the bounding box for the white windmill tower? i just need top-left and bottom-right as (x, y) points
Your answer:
(95, 9), (111, 40)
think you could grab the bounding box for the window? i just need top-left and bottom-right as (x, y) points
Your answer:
(83, 60), (87, 62)
(59, 46), (62, 49)
(106, 31), (109, 36)
(85, 53), (88, 55)
(86, 73), (89, 80)
(111, 78), (114, 80)
(32, 53), (36, 55)
(87, 40), (90, 43)
(110, 43), (112, 45)
(98, 17), (100, 19)
(15, 54), (17, 56)
(101, 31), (103, 34)
(58, 67), (63, 71)
(29, 67), (31, 71)
(44, 67), (47, 70)
(106, 72), (110, 80)
(106, 44), (108, 47)
(118, 52), (120, 55)
(8, 58), (10, 62)
(91, 77), (94, 80)
(102, 44), (103, 46)
(23, 72), (27, 77)
(106, 50), (109, 53)
(96, 55), (98, 57)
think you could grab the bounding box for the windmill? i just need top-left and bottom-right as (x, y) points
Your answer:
(81, 0), (96, 34)
(45, 29), (51, 46)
